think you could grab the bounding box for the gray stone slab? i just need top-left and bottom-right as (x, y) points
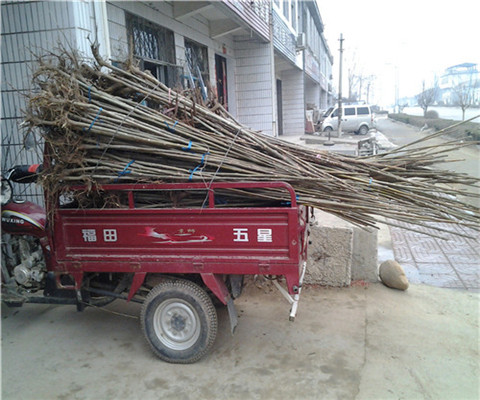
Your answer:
(389, 221), (479, 290)
(440, 239), (478, 254)
(391, 242), (414, 263)
(458, 274), (480, 289)
(447, 254), (480, 264)
(402, 263), (422, 284)
(351, 226), (378, 282)
(453, 263), (480, 274)
(305, 225), (352, 286)
(416, 263), (455, 275)
(418, 273), (465, 289)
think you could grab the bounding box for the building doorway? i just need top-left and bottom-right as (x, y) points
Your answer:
(215, 54), (228, 110)
(276, 79), (283, 136)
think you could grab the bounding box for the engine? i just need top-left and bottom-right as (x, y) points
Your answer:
(13, 249), (45, 286)
(2, 235), (46, 290)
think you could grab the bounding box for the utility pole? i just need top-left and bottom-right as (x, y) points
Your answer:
(325, 33), (344, 146)
(394, 65), (399, 113)
(337, 33), (344, 138)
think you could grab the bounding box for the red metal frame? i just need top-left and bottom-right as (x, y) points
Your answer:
(46, 181), (309, 302)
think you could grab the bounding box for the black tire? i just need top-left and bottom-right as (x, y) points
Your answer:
(323, 126), (333, 132)
(141, 279), (217, 364)
(358, 125), (369, 135)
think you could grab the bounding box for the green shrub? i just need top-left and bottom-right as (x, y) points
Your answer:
(425, 110), (439, 119)
(388, 113), (480, 142)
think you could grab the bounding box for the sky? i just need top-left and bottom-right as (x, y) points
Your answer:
(317, 0), (480, 107)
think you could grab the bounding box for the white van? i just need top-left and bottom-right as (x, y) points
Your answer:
(320, 104), (374, 135)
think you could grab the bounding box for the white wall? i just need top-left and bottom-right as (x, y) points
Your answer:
(320, 88), (328, 110)
(1, 0), (95, 203)
(106, 2), (128, 61)
(234, 37), (274, 136)
(106, 1), (237, 115)
(305, 81), (320, 106)
(281, 68), (304, 135)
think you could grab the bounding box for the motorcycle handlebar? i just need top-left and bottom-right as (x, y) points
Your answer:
(7, 164), (43, 183)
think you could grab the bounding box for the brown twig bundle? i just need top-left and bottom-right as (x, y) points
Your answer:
(24, 45), (480, 235)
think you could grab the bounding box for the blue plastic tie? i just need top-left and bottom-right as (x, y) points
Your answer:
(188, 152), (209, 181)
(188, 165), (200, 181)
(369, 177), (373, 186)
(116, 160), (135, 181)
(182, 140), (193, 152)
(83, 107), (102, 133)
(200, 152), (208, 164)
(215, 197), (228, 205)
(165, 120), (178, 133)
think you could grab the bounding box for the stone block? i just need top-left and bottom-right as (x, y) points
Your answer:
(351, 226), (379, 282)
(305, 224), (353, 286)
(306, 210), (379, 286)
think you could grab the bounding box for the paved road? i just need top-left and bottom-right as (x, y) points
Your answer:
(2, 282), (478, 400)
(376, 117), (479, 290)
(376, 116), (480, 182)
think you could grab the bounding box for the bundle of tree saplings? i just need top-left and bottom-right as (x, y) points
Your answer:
(24, 45), (480, 235)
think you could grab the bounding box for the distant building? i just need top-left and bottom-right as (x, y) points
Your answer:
(438, 63), (480, 105)
(1, 0), (334, 204)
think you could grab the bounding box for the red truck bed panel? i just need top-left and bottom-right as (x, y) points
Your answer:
(56, 208), (300, 260)
(50, 182), (308, 282)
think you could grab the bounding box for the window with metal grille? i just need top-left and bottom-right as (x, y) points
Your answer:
(184, 39), (209, 100)
(126, 13), (181, 88)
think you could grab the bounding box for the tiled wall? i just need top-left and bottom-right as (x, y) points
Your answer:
(234, 37), (274, 136)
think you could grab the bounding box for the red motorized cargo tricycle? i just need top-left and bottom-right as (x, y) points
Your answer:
(1, 165), (309, 363)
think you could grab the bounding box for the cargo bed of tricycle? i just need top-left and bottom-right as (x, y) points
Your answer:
(51, 181), (309, 297)
(4, 179), (310, 363)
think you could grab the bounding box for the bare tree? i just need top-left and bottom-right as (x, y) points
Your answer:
(357, 74), (364, 101)
(346, 51), (363, 102)
(347, 73), (368, 103)
(451, 73), (478, 120)
(364, 75), (375, 104)
(417, 79), (438, 116)
(347, 68), (356, 101)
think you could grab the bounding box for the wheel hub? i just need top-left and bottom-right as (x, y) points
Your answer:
(153, 299), (201, 350)
(171, 313), (186, 332)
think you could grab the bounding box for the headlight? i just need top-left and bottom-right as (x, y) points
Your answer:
(1, 179), (13, 206)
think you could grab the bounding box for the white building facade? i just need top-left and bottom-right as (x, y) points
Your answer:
(438, 63), (480, 106)
(1, 0), (333, 203)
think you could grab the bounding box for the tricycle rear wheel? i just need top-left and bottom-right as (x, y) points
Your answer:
(141, 279), (217, 363)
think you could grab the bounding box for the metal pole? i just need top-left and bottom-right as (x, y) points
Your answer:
(337, 33), (344, 138)
(325, 33), (343, 146)
(395, 65), (399, 113)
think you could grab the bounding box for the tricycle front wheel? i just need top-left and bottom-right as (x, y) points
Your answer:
(141, 279), (217, 363)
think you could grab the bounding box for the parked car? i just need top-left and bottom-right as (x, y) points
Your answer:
(320, 104), (374, 135)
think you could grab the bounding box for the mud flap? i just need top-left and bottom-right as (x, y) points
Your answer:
(227, 296), (238, 334)
(201, 273), (238, 334)
(228, 274), (244, 299)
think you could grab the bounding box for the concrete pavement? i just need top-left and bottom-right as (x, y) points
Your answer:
(1, 281), (478, 399)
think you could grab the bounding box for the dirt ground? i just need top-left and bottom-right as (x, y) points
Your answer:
(1, 280), (478, 400)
